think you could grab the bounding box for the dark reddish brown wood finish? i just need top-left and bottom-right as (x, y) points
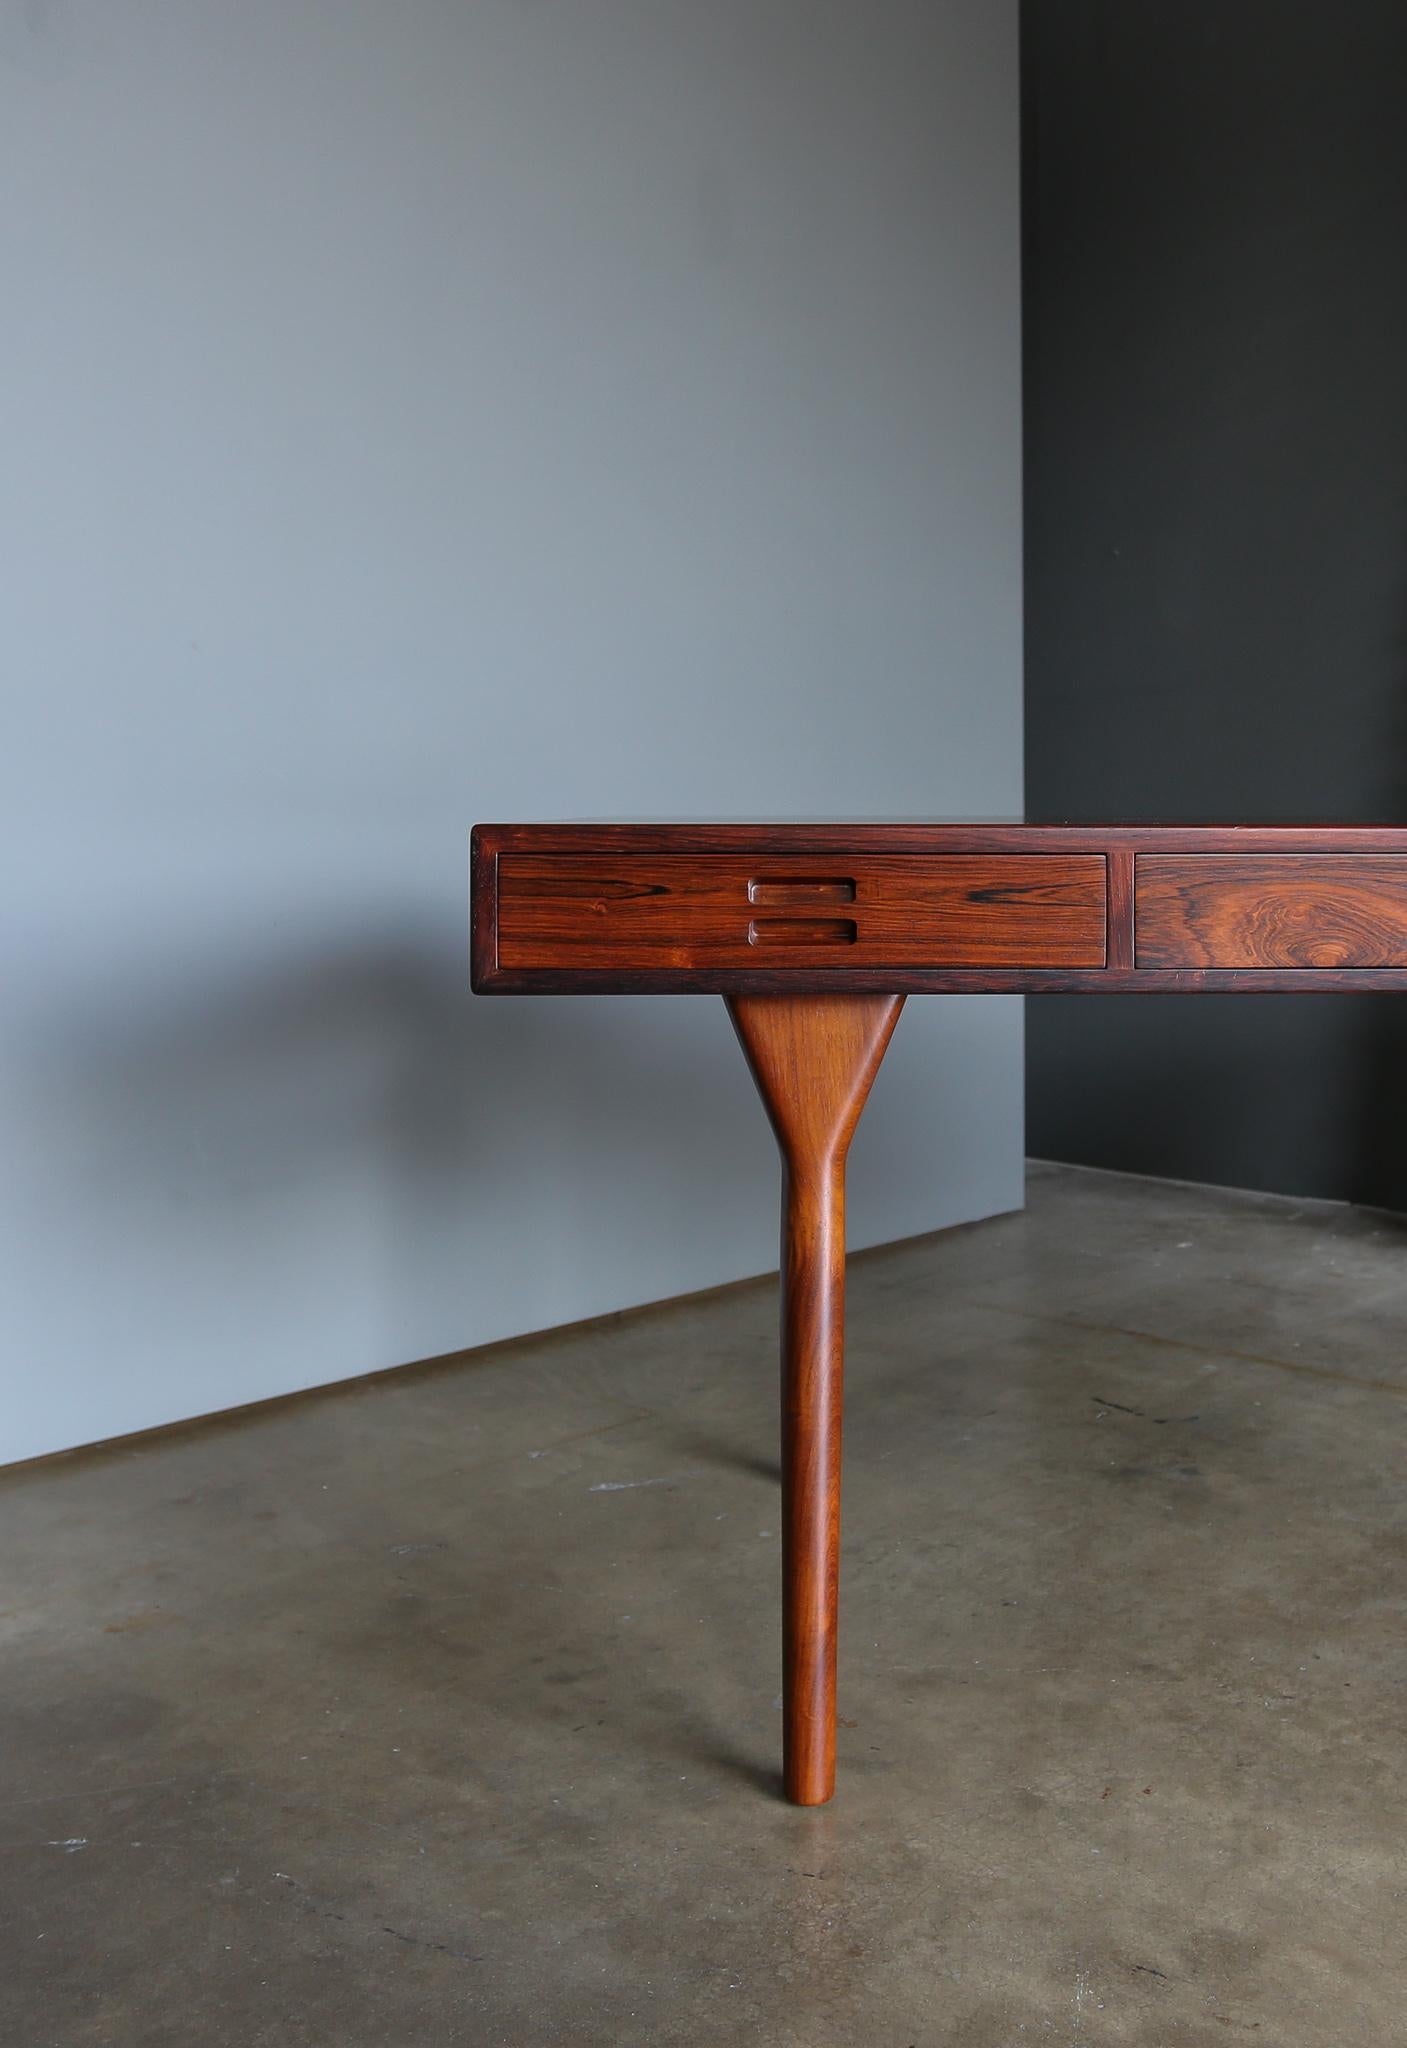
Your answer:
(498, 853), (1105, 972)
(1137, 855), (1407, 968)
(1106, 849), (1136, 969)
(473, 825), (1407, 992)
(470, 822), (1407, 1806)
(727, 993), (903, 1806)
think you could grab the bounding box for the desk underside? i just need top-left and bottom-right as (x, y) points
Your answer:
(471, 825), (1407, 994)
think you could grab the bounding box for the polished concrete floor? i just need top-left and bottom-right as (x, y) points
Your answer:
(3, 1163), (1405, 2046)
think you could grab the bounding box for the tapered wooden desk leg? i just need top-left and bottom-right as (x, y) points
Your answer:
(727, 994), (905, 1805)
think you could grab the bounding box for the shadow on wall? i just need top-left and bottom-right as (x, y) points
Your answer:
(13, 937), (754, 1383)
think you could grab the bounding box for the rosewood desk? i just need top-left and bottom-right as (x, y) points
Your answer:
(471, 822), (1407, 1804)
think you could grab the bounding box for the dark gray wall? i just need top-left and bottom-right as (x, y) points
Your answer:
(1023, 0), (1407, 1204)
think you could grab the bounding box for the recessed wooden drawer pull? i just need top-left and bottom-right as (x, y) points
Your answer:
(748, 918), (857, 947)
(748, 877), (857, 905)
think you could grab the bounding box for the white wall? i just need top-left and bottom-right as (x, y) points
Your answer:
(0, 0), (1022, 1464)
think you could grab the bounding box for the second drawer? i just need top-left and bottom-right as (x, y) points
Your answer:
(1137, 855), (1407, 967)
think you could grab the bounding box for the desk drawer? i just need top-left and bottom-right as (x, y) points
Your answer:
(497, 854), (1107, 970)
(1137, 856), (1407, 968)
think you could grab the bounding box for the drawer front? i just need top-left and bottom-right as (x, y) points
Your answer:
(496, 854), (1107, 971)
(1137, 856), (1407, 968)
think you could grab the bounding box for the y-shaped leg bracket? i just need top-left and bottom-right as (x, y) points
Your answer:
(727, 994), (905, 1804)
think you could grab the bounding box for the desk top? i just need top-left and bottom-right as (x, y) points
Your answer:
(471, 822), (1407, 995)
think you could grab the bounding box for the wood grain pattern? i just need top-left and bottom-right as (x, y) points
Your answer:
(1106, 849), (1136, 969)
(1137, 856), (1407, 968)
(496, 853), (1106, 970)
(470, 821), (1407, 1804)
(473, 826), (1407, 992)
(727, 994), (904, 1806)
(478, 823), (1407, 853)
